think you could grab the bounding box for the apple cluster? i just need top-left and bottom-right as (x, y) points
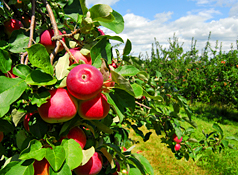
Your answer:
(173, 134), (183, 151)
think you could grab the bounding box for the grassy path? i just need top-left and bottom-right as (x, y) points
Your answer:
(128, 103), (238, 175)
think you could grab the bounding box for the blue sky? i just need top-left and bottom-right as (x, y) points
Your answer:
(87, 0), (238, 56)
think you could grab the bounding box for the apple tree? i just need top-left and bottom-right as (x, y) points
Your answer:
(0, 0), (237, 174)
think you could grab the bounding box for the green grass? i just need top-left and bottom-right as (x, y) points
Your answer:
(129, 102), (238, 175)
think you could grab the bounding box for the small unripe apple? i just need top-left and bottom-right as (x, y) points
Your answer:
(4, 19), (23, 37)
(33, 158), (50, 175)
(61, 127), (87, 149)
(74, 152), (103, 175)
(38, 88), (78, 123)
(173, 134), (183, 143)
(0, 132), (4, 143)
(68, 48), (92, 65)
(66, 64), (103, 100)
(39, 29), (65, 53)
(78, 93), (110, 120)
(174, 143), (181, 151)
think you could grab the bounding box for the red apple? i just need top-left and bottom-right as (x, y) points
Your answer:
(61, 127), (87, 149)
(68, 48), (92, 65)
(78, 93), (110, 120)
(33, 158), (50, 175)
(4, 19), (23, 37)
(38, 88), (78, 123)
(97, 28), (105, 36)
(0, 132), (4, 143)
(66, 64), (103, 100)
(173, 134), (183, 143)
(174, 143), (181, 151)
(39, 29), (65, 53)
(74, 152), (103, 175)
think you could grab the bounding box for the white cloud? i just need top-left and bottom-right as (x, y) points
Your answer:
(192, 0), (238, 6)
(103, 8), (238, 57)
(229, 2), (238, 17)
(86, 0), (119, 6)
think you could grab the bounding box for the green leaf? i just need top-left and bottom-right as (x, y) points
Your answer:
(111, 70), (135, 97)
(9, 29), (29, 53)
(225, 136), (238, 141)
(0, 49), (11, 73)
(49, 162), (71, 175)
(4, 159), (34, 175)
(123, 39), (132, 55)
(97, 35), (124, 43)
(115, 65), (140, 76)
(25, 70), (57, 86)
(0, 77), (27, 117)
(29, 114), (48, 139)
(11, 109), (26, 127)
(55, 54), (70, 80)
(131, 83), (143, 98)
(64, 0), (86, 21)
(45, 146), (66, 172)
(81, 147), (95, 166)
(16, 130), (27, 150)
(30, 91), (51, 107)
(91, 37), (112, 68)
(90, 120), (113, 134)
(128, 157), (145, 175)
(129, 164), (141, 175)
(90, 4), (114, 22)
(132, 153), (154, 175)
(105, 93), (124, 123)
(12, 64), (32, 80)
(0, 118), (15, 133)
(212, 123), (223, 138)
(136, 71), (149, 81)
(62, 139), (83, 170)
(19, 140), (46, 161)
(221, 140), (229, 147)
(26, 44), (53, 75)
(99, 10), (124, 34)
(142, 90), (163, 101)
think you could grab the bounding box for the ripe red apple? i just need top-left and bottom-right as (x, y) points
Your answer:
(0, 132), (4, 143)
(61, 127), (87, 149)
(39, 29), (65, 53)
(66, 64), (104, 100)
(174, 143), (181, 151)
(38, 88), (78, 123)
(78, 93), (110, 120)
(74, 152), (103, 175)
(4, 19), (23, 37)
(33, 158), (50, 175)
(173, 134), (183, 143)
(68, 48), (92, 65)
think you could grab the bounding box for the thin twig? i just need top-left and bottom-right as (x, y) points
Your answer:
(42, 0), (60, 64)
(25, 0), (36, 65)
(135, 101), (151, 110)
(2, 0), (11, 11)
(59, 40), (78, 63)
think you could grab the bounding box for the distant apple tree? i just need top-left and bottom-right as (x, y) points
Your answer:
(0, 0), (237, 174)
